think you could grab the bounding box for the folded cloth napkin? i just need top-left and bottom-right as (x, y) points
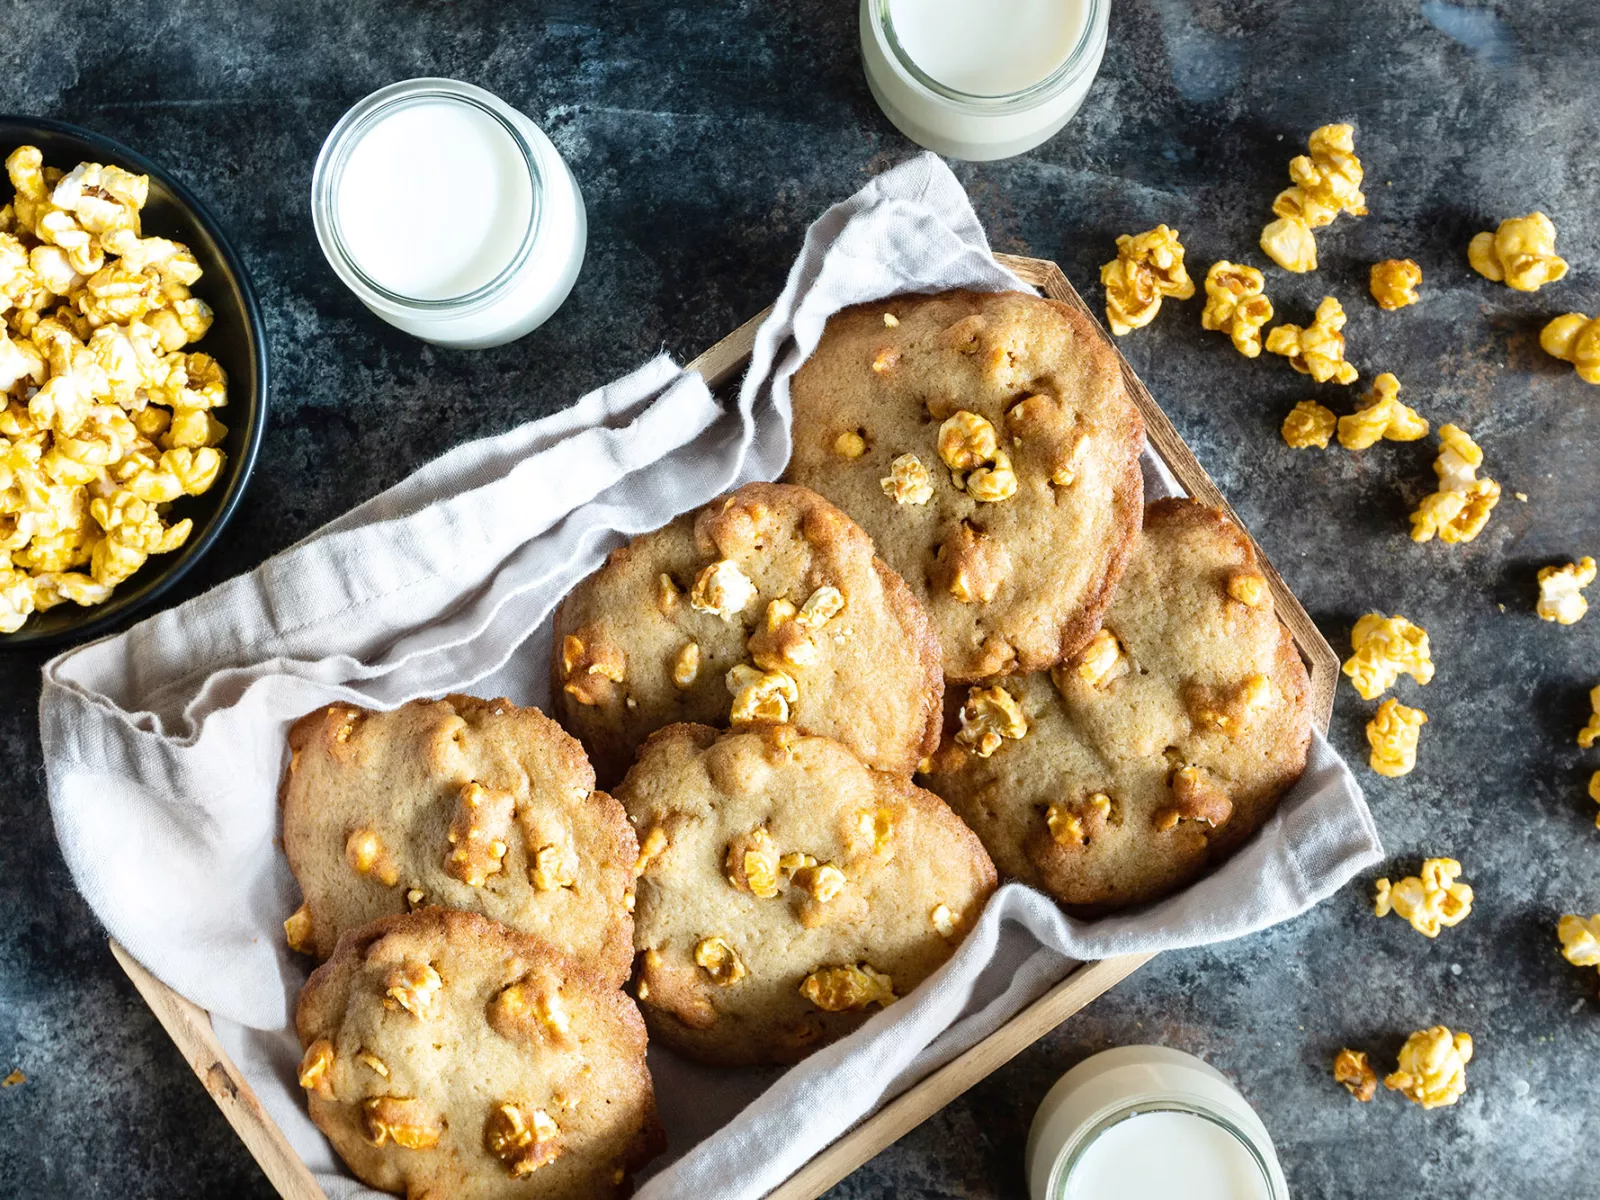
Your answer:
(42, 152), (1382, 1200)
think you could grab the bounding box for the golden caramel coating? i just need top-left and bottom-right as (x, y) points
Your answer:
(1540, 313), (1600, 385)
(1467, 212), (1568, 291)
(1410, 424), (1501, 545)
(1100, 225), (1195, 335)
(1259, 124), (1366, 272)
(1374, 858), (1473, 937)
(1266, 297), (1358, 385)
(1385, 1027), (1473, 1109)
(880, 452), (933, 505)
(1535, 557), (1595, 625)
(955, 684), (1028, 758)
(1200, 261), (1274, 357)
(1369, 259), (1422, 310)
(1281, 400), (1336, 449)
(1335, 374), (1428, 450)
(1333, 1049), (1377, 1102)
(1342, 612), (1435, 701)
(1559, 914), (1600, 993)
(1260, 216), (1317, 274)
(1366, 697), (1426, 777)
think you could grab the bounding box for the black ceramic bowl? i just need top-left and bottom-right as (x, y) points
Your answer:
(0, 115), (267, 650)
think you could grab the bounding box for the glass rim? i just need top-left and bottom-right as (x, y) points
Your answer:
(1051, 1099), (1283, 1200)
(870, 0), (1109, 108)
(311, 79), (543, 312)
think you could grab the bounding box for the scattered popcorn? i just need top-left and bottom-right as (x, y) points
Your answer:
(1200, 261), (1274, 357)
(799, 963), (896, 1012)
(1468, 212), (1568, 292)
(1367, 697), (1427, 777)
(1342, 612), (1435, 700)
(1266, 297), (1358, 385)
(1100, 224), (1195, 335)
(689, 559), (757, 620)
(1332, 1048), (1377, 1101)
(1281, 400), (1337, 449)
(1336, 373), (1428, 450)
(1409, 424), (1501, 545)
(1540, 313), (1600, 384)
(937, 410), (1000, 471)
(792, 862), (846, 905)
(1374, 858), (1473, 937)
(1260, 124), (1366, 272)
(1047, 792), (1112, 846)
(1384, 1026), (1473, 1110)
(1559, 914), (1600, 994)
(1068, 627), (1129, 690)
(955, 684), (1028, 758)
(1535, 557), (1595, 625)
(1578, 685), (1600, 750)
(694, 936), (747, 986)
(1369, 258), (1422, 310)
(880, 452), (934, 505)
(965, 450), (1017, 503)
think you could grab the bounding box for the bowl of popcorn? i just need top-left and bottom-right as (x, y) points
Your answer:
(0, 116), (266, 646)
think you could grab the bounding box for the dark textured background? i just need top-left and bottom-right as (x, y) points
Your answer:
(2, 1), (1598, 1196)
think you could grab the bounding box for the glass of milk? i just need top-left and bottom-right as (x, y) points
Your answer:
(312, 79), (586, 348)
(860, 0), (1110, 160)
(1026, 1046), (1291, 1200)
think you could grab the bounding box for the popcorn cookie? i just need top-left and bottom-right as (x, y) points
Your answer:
(924, 500), (1312, 912)
(281, 695), (636, 987)
(552, 482), (942, 785)
(787, 289), (1145, 681)
(295, 910), (662, 1200)
(618, 723), (997, 1066)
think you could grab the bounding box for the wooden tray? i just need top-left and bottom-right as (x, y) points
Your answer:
(109, 254), (1338, 1200)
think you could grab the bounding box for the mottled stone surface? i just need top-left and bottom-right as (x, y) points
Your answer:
(2, 1), (1598, 1196)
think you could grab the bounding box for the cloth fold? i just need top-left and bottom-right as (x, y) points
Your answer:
(42, 153), (1381, 1200)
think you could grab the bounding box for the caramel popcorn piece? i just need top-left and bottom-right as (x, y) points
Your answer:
(384, 961), (444, 1019)
(1536, 557), (1595, 625)
(345, 828), (400, 887)
(1154, 766), (1232, 833)
(930, 903), (958, 936)
(1366, 697), (1427, 777)
(724, 827), (780, 898)
(1266, 297), (1358, 384)
(1182, 674), (1273, 735)
(1410, 424), (1500, 545)
(1281, 400), (1337, 449)
(1385, 1027), (1473, 1110)
(672, 641), (700, 688)
(694, 936), (746, 986)
(1374, 858), (1473, 937)
(485, 1102), (560, 1177)
(1226, 570), (1270, 610)
(655, 573), (680, 615)
(1260, 216), (1318, 274)
(872, 346), (900, 374)
(792, 862), (846, 906)
(934, 520), (1011, 605)
(799, 963), (896, 1012)
(1200, 261), (1275, 357)
(1370, 259), (1422, 310)
(1332, 1049), (1377, 1102)
(726, 662), (799, 725)
(1100, 224), (1195, 335)
(1468, 212), (1568, 292)
(297, 1039), (335, 1098)
(965, 450), (1017, 503)
(689, 559), (757, 620)
(1342, 612), (1435, 700)
(779, 851), (817, 878)
(1046, 792), (1111, 847)
(956, 684), (1027, 758)
(362, 1096), (444, 1150)
(356, 1051), (389, 1078)
(488, 979), (571, 1039)
(284, 902), (315, 955)
(443, 782), (514, 888)
(1558, 914), (1600, 994)
(633, 826), (669, 876)
(833, 429), (868, 458)
(559, 629), (626, 706)
(1541, 313), (1600, 384)
(937, 411), (1000, 471)
(1060, 628), (1128, 691)
(880, 452), (934, 505)
(1578, 685), (1600, 750)
(1260, 124), (1366, 273)
(1336, 373), (1428, 450)
(529, 839), (576, 892)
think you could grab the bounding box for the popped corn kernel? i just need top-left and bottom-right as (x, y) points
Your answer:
(1468, 212), (1568, 292)
(485, 1102), (560, 1177)
(724, 826), (780, 899)
(694, 936), (746, 986)
(834, 429), (867, 458)
(1266, 297), (1358, 385)
(1536, 557), (1595, 625)
(1062, 628), (1129, 691)
(345, 828), (400, 887)
(937, 410), (1000, 471)
(297, 1039), (335, 1098)
(1260, 216), (1318, 274)
(797, 585), (845, 628)
(656, 572), (680, 615)
(799, 963), (896, 1012)
(1558, 914), (1600, 995)
(632, 826), (669, 877)
(726, 662), (799, 725)
(672, 641), (700, 688)
(1333, 1049), (1377, 1102)
(284, 903), (315, 955)
(780, 852), (818, 878)
(1336, 373), (1429, 450)
(356, 1051), (389, 1078)
(1100, 224), (1195, 335)
(1540, 313), (1600, 384)
(955, 684), (1027, 758)
(1366, 697), (1427, 777)
(1047, 792), (1111, 847)
(1280, 124), (1368, 227)
(689, 558), (757, 620)
(881, 452), (934, 505)
(1281, 400), (1337, 449)
(1200, 261), (1274, 357)
(793, 862), (846, 905)
(1342, 612), (1435, 700)
(930, 903), (958, 936)
(1409, 424), (1501, 545)
(1154, 766), (1232, 832)
(443, 781), (514, 888)
(362, 1096), (444, 1150)
(529, 840), (576, 892)
(383, 961), (444, 1019)
(965, 450), (1018, 503)
(748, 598), (820, 671)
(1373, 858), (1473, 937)
(1227, 570), (1270, 610)
(1370, 259), (1422, 310)
(1384, 1027), (1472, 1110)
(1578, 685), (1600, 750)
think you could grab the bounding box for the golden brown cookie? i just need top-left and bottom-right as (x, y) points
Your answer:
(925, 500), (1312, 912)
(787, 289), (1145, 681)
(295, 910), (662, 1200)
(551, 482), (942, 786)
(281, 695), (636, 987)
(617, 723), (997, 1066)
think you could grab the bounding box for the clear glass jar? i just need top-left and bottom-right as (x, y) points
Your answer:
(859, 0), (1110, 161)
(311, 78), (586, 349)
(1026, 1046), (1291, 1200)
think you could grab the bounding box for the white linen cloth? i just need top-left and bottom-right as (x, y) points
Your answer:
(42, 153), (1382, 1200)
